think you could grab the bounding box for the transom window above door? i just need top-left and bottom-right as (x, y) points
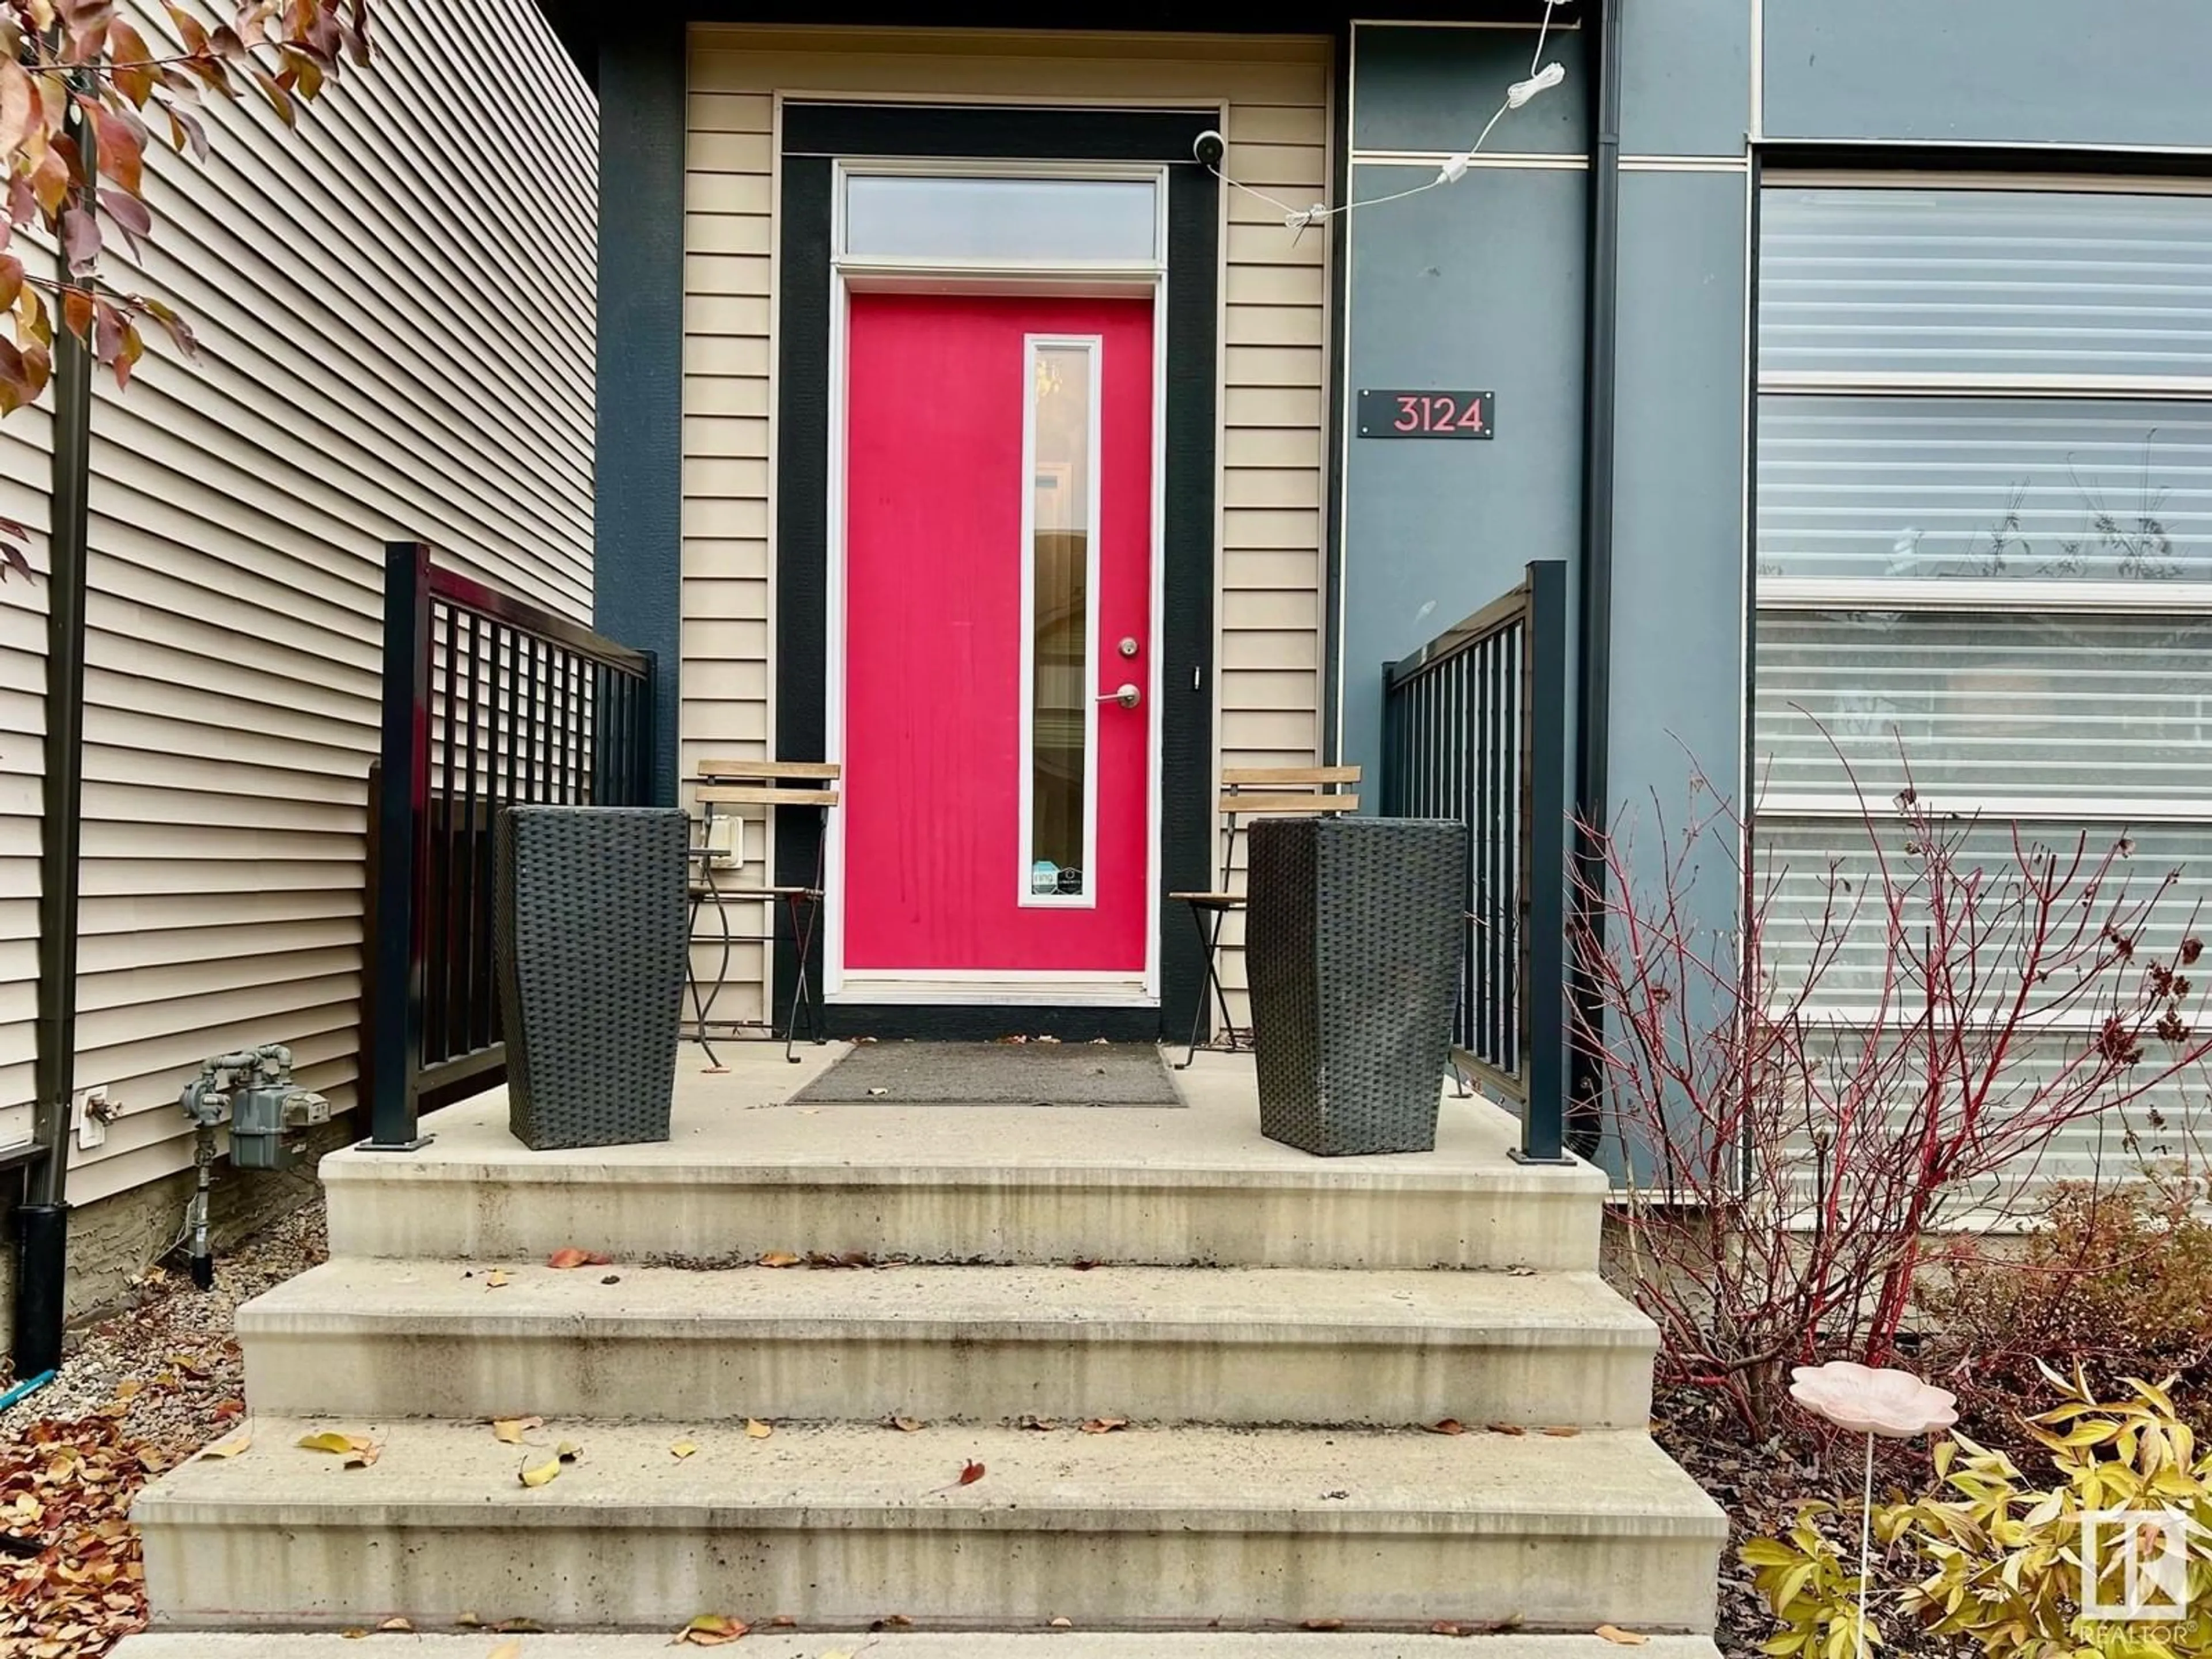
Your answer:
(838, 172), (1164, 265)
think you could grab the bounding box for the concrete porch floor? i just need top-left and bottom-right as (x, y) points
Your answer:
(378, 1041), (1588, 1181)
(317, 1044), (1607, 1270)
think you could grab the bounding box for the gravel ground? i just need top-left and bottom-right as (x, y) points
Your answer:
(1, 1197), (327, 1657)
(2, 1199), (326, 1435)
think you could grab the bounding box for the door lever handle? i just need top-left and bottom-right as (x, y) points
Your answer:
(1097, 683), (1141, 710)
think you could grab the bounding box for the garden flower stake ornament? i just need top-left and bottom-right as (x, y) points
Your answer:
(1789, 1362), (1960, 1659)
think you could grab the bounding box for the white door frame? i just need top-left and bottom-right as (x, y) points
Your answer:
(821, 159), (1172, 1008)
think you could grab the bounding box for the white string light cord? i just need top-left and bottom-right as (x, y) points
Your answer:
(1207, 0), (1569, 237)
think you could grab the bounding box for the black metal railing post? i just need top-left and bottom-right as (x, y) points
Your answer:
(1512, 560), (1573, 1165)
(365, 541), (435, 1150)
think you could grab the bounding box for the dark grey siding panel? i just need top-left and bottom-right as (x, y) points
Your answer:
(595, 21), (687, 807)
(1620, 0), (1752, 156)
(1597, 167), (1749, 1180)
(1351, 24), (1588, 157)
(1339, 164), (1587, 787)
(1607, 168), (1748, 845)
(1764, 0), (2212, 147)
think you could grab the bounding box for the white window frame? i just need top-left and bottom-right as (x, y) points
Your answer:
(1017, 332), (1105, 912)
(818, 154), (1172, 1008)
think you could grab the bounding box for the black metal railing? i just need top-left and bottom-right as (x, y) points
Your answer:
(364, 541), (656, 1150)
(1382, 559), (1570, 1164)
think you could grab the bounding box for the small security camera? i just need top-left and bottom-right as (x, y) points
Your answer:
(1192, 129), (1225, 168)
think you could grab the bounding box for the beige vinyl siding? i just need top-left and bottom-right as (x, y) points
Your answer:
(685, 25), (1331, 1025)
(0, 403), (54, 1154)
(5, 0), (597, 1207)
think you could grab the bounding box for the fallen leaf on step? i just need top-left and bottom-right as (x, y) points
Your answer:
(300, 1431), (380, 1467)
(891, 1416), (925, 1433)
(494, 1620), (546, 1633)
(484, 1269), (510, 1289)
(1017, 1415), (1058, 1431)
(745, 1419), (774, 1440)
(547, 1247), (612, 1270)
(378, 1617), (413, 1631)
(1080, 1417), (1127, 1435)
(760, 1251), (802, 1268)
(519, 1455), (562, 1487)
(678, 1614), (750, 1645)
(341, 1631), (370, 1641)
(456, 1612), (483, 1627)
(200, 1426), (252, 1459)
(1543, 1426), (1582, 1438)
(1431, 1622), (1467, 1637)
(1426, 1419), (1467, 1436)
(1486, 1423), (1528, 1436)
(487, 1644), (523, 1659)
(1302, 1618), (1346, 1630)
(935, 1459), (986, 1490)
(1596, 1626), (1650, 1646)
(1050, 1616), (1073, 1628)
(865, 1086), (889, 1096)
(670, 1438), (699, 1459)
(1507, 1264), (1537, 1277)
(770, 1615), (796, 1627)
(556, 1441), (583, 1463)
(872, 1613), (915, 1630)
(492, 1416), (543, 1445)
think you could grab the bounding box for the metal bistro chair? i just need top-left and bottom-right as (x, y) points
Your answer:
(1169, 764), (1361, 1069)
(684, 759), (839, 1066)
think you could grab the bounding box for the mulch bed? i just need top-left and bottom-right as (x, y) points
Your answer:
(1656, 1384), (1993, 1659)
(0, 1200), (327, 1658)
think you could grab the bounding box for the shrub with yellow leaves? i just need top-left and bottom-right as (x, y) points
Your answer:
(1744, 1366), (2212, 1659)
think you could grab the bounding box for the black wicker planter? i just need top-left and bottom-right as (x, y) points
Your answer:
(494, 806), (689, 1151)
(1247, 816), (1467, 1156)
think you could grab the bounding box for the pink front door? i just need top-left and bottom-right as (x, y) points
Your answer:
(840, 293), (1155, 990)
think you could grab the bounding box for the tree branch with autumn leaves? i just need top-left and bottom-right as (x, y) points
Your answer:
(0, 0), (373, 577)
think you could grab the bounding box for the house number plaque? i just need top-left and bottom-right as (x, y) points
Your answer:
(1357, 388), (1495, 440)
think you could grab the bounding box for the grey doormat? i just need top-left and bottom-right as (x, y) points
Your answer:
(794, 1041), (1184, 1106)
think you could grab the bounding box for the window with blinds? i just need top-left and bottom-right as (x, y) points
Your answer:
(1753, 181), (2212, 1188)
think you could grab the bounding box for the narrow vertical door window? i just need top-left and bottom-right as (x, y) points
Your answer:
(1023, 338), (1100, 904)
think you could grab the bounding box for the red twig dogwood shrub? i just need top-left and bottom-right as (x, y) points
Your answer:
(1573, 751), (2212, 1434)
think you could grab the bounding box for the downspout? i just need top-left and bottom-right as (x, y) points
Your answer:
(15, 151), (97, 1381)
(1567, 0), (1622, 1157)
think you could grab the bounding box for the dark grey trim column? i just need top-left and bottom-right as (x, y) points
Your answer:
(593, 21), (686, 808)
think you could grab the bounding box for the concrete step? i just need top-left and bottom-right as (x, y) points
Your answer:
(135, 1418), (1726, 1634)
(116, 1634), (1730, 1658)
(238, 1259), (1657, 1428)
(322, 1075), (1605, 1271)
